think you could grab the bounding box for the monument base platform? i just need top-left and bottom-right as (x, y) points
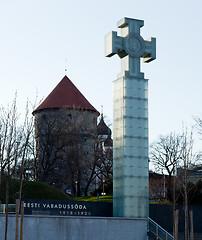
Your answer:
(0, 215), (147, 240)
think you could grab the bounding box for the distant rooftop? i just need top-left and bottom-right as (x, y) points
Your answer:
(97, 114), (112, 136)
(33, 75), (99, 114)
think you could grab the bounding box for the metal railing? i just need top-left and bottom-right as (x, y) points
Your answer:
(0, 204), (16, 214)
(148, 217), (174, 240)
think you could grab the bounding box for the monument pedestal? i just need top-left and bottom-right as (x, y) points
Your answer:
(113, 75), (149, 218)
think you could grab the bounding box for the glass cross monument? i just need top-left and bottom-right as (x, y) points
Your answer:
(105, 17), (156, 218)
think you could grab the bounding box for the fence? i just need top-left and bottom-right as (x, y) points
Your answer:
(148, 217), (174, 240)
(0, 204), (16, 214)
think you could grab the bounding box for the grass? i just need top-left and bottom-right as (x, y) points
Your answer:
(150, 200), (172, 205)
(75, 195), (174, 205)
(75, 193), (113, 203)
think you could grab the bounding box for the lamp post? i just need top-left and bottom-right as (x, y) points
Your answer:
(75, 181), (78, 197)
(102, 179), (105, 200)
(162, 170), (166, 199)
(25, 170), (31, 180)
(163, 174), (166, 199)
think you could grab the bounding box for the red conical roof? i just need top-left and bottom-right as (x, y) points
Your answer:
(33, 75), (98, 114)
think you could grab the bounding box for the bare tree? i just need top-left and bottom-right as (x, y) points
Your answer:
(150, 132), (183, 237)
(35, 114), (67, 183)
(34, 107), (98, 196)
(150, 132), (183, 181)
(177, 130), (196, 240)
(61, 109), (100, 196)
(0, 95), (21, 184)
(0, 95), (36, 239)
(95, 139), (113, 186)
(150, 132), (183, 235)
(194, 116), (202, 136)
(150, 129), (199, 240)
(0, 96), (20, 240)
(18, 101), (35, 200)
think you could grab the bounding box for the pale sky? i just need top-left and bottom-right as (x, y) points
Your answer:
(0, 0), (202, 151)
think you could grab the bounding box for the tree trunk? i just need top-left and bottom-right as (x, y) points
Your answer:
(19, 136), (29, 200)
(190, 210), (194, 240)
(173, 174), (176, 236)
(184, 169), (189, 240)
(175, 210), (179, 240)
(5, 178), (9, 240)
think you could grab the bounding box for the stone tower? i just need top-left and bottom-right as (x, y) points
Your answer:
(33, 75), (99, 195)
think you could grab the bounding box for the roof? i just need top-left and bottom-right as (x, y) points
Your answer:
(97, 114), (112, 136)
(33, 75), (98, 114)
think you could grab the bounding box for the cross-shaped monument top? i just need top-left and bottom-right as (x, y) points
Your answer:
(105, 17), (156, 77)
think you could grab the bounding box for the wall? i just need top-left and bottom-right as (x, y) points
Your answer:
(150, 204), (202, 234)
(0, 215), (147, 240)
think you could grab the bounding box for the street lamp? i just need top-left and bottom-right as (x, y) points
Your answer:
(103, 179), (105, 193)
(25, 170), (31, 180)
(162, 170), (166, 199)
(75, 181), (78, 197)
(102, 179), (106, 200)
